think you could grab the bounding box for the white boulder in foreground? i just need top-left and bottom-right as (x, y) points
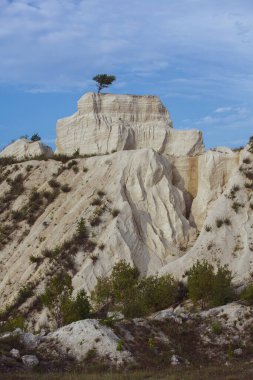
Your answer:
(0, 138), (53, 160)
(41, 319), (132, 365)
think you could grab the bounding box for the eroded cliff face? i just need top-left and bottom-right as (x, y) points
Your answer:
(56, 93), (204, 156)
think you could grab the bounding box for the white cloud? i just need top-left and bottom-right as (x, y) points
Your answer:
(0, 0), (253, 94)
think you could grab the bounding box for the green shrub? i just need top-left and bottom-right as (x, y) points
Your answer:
(0, 315), (25, 333)
(240, 283), (253, 305)
(61, 184), (71, 192)
(111, 209), (120, 218)
(31, 133), (41, 142)
(76, 217), (89, 239)
(41, 272), (90, 327)
(91, 198), (102, 206)
(116, 339), (123, 351)
(91, 260), (179, 318)
(72, 166), (79, 174)
(67, 160), (78, 169)
(187, 260), (234, 309)
(216, 218), (224, 228)
(97, 190), (106, 197)
(48, 178), (60, 188)
(29, 255), (42, 265)
(211, 321), (223, 335)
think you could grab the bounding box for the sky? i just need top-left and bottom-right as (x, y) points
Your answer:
(0, 0), (253, 151)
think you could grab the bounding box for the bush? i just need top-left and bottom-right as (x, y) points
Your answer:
(0, 315), (25, 333)
(61, 184), (71, 192)
(91, 260), (179, 318)
(30, 133), (41, 142)
(240, 283), (253, 305)
(48, 179), (60, 188)
(41, 272), (90, 327)
(216, 218), (224, 228)
(111, 209), (120, 218)
(91, 198), (102, 206)
(97, 190), (106, 197)
(187, 260), (234, 309)
(212, 321), (223, 335)
(76, 217), (89, 239)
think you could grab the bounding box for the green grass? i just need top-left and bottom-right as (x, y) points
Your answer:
(3, 363), (253, 380)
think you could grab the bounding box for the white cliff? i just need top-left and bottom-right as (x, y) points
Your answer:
(56, 92), (204, 157)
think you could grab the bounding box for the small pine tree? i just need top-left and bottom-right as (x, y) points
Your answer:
(31, 133), (41, 142)
(93, 74), (116, 94)
(76, 217), (88, 239)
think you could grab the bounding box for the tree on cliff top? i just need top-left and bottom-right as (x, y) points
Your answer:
(93, 74), (116, 94)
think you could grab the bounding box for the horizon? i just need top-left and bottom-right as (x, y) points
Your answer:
(1, 0), (253, 151)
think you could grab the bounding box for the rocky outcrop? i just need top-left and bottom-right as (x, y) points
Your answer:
(56, 92), (204, 157)
(159, 146), (253, 282)
(40, 319), (132, 365)
(0, 139), (53, 160)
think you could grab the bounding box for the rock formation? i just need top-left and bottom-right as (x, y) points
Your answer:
(0, 91), (252, 326)
(0, 138), (53, 160)
(56, 93), (204, 156)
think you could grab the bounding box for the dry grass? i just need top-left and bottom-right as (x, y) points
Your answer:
(3, 363), (253, 380)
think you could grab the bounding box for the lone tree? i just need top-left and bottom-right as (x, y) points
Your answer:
(30, 133), (41, 142)
(93, 74), (116, 94)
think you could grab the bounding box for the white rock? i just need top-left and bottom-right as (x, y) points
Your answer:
(171, 354), (182, 365)
(21, 355), (39, 367)
(10, 348), (20, 359)
(0, 138), (53, 160)
(20, 332), (40, 349)
(233, 348), (243, 356)
(43, 319), (132, 364)
(56, 92), (204, 157)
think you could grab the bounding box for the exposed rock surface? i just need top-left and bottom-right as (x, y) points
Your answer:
(56, 93), (204, 156)
(0, 138), (53, 160)
(21, 354), (39, 367)
(39, 319), (132, 365)
(0, 143), (252, 312)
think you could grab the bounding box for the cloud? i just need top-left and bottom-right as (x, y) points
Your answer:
(0, 0), (253, 95)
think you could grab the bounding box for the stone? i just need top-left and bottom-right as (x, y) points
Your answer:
(21, 355), (39, 367)
(233, 348), (243, 356)
(0, 138), (53, 160)
(56, 92), (204, 157)
(10, 348), (20, 359)
(41, 319), (132, 365)
(20, 332), (40, 349)
(171, 354), (182, 365)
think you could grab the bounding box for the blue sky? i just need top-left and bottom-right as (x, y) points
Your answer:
(0, 0), (253, 151)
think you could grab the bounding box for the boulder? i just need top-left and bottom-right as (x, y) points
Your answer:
(21, 355), (39, 367)
(40, 319), (132, 365)
(10, 348), (20, 359)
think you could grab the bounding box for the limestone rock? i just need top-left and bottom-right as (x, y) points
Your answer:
(10, 348), (20, 359)
(41, 319), (132, 364)
(21, 355), (39, 367)
(0, 138), (53, 160)
(56, 92), (204, 157)
(159, 146), (253, 282)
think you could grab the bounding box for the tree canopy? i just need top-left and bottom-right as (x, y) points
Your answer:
(93, 74), (116, 93)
